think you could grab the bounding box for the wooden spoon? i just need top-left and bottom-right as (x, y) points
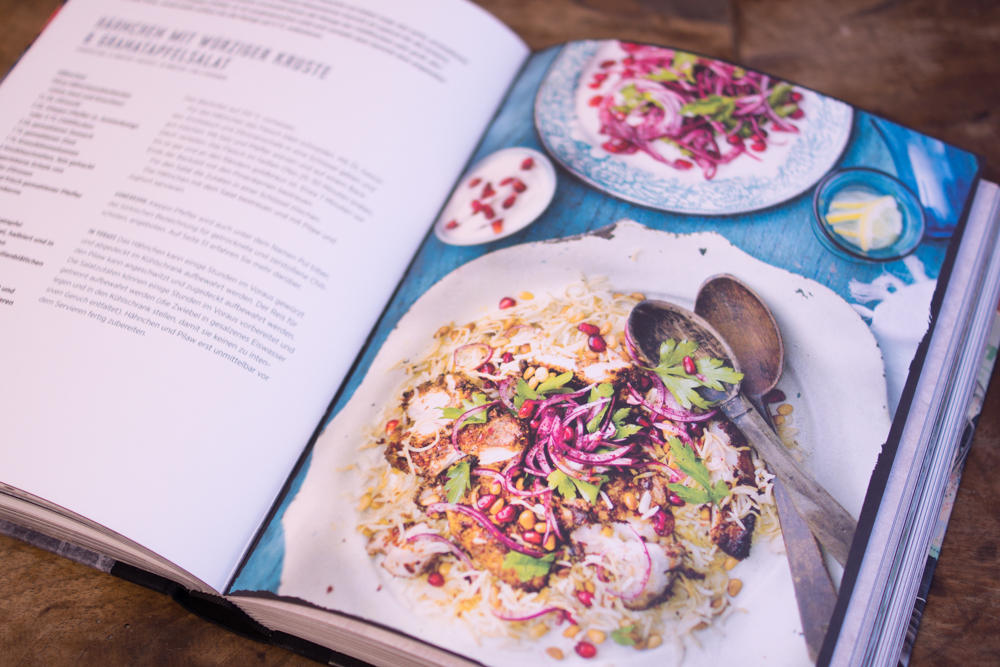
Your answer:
(696, 274), (838, 661)
(626, 299), (856, 565)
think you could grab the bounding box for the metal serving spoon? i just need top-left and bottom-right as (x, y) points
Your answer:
(626, 298), (856, 565)
(695, 274), (838, 661)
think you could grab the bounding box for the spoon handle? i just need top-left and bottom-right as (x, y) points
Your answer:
(722, 393), (857, 565)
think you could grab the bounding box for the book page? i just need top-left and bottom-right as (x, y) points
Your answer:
(0, 0), (527, 591)
(229, 42), (983, 667)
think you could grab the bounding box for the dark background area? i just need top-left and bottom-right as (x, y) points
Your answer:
(1, 0), (998, 664)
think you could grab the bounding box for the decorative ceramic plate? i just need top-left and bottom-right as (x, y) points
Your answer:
(535, 41), (854, 215)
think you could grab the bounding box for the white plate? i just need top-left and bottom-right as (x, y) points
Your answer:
(279, 221), (890, 667)
(535, 41), (854, 215)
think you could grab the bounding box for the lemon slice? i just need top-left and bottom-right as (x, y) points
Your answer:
(825, 192), (902, 252)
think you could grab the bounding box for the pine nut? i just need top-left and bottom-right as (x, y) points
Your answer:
(358, 494), (373, 511)
(420, 494), (441, 506)
(569, 312), (585, 323)
(624, 492), (639, 510)
(534, 522), (547, 533)
(647, 634), (663, 649)
(599, 321), (613, 336)
(545, 647), (563, 660)
(586, 629), (605, 644)
(530, 623), (549, 639)
(630, 292), (646, 301)
(528, 376), (541, 389)
(727, 579), (743, 596)
(605, 334), (618, 349)
(491, 482), (502, 495)
(534, 367), (550, 382)
(519, 291), (535, 300)
(544, 534), (557, 551)
(563, 625), (581, 639)
(519, 510), (536, 530)
(773, 415), (785, 425)
(777, 403), (793, 416)
(724, 556), (739, 571)
(600, 525), (613, 538)
(490, 498), (505, 515)
(520, 344), (531, 354)
(524, 367), (536, 380)
(584, 581), (595, 593)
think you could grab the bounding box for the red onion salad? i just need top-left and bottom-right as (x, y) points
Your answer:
(587, 42), (805, 179)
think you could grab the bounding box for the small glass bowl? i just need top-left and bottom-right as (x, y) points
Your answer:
(812, 168), (926, 263)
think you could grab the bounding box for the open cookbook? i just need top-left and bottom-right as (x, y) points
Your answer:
(2, 0), (999, 666)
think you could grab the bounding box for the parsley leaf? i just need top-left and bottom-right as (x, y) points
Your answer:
(444, 461), (471, 504)
(666, 437), (729, 507)
(440, 393), (490, 424)
(502, 552), (556, 582)
(536, 371), (574, 395)
(643, 339), (742, 409)
(547, 470), (605, 504)
(513, 379), (537, 410)
(610, 407), (641, 440)
(611, 625), (639, 646)
(585, 383), (614, 433)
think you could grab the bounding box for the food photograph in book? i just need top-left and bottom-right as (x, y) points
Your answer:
(229, 41), (980, 665)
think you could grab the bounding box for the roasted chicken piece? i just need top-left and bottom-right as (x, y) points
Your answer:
(446, 510), (547, 591)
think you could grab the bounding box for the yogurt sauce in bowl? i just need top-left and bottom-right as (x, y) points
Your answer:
(435, 147), (557, 246)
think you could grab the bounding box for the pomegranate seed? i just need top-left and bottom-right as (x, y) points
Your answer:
(480, 362), (496, 374)
(652, 509), (674, 536)
(530, 418), (541, 429)
(521, 400), (539, 419)
(639, 375), (652, 390)
(491, 219), (504, 234)
(502, 352), (514, 363)
(623, 56), (635, 66)
(588, 95), (603, 107)
(675, 159), (693, 170)
(326, 585), (333, 593)
(496, 504), (516, 523)
(588, 80), (601, 89)
(471, 200), (482, 213)
(521, 158), (534, 170)
(763, 389), (786, 404)
(751, 141), (766, 152)
(385, 419), (399, 434)
(445, 220), (459, 229)
(600, 59), (616, 68)
(577, 322), (600, 336)
(727, 134), (743, 145)
(499, 297), (516, 309)
(790, 91), (803, 102)
(588, 335), (607, 352)
(637, 416), (652, 428)
(482, 204), (496, 219)
(481, 183), (495, 198)
(469, 178), (481, 188)
(594, 73), (607, 82)
(500, 177), (514, 185)
(475, 494), (497, 511)
(757, 129), (769, 139)
(503, 195), (516, 209)
(427, 572), (445, 587)
(562, 426), (575, 442)
(789, 108), (804, 119)
(682, 356), (696, 375)
(522, 530), (543, 545)
(483, 379), (497, 390)
(575, 642), (597, 659)
(576, 589), (594, 607)
(512, 179), (527, 193)
(668, 493), (685, 507)
(621, 68), (635, 78)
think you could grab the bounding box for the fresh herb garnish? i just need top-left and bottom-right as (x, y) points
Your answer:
(611, 625), (640, 646)
(512, 371), (575, 411)
(547, 470), (605, 504)
(439, 393), (490, 424)
(502, 551), (556, 582)
(665, 437), (730, 507)
(611, 407), (641, 440)
(585, 383), (614, 433)
(644, 339), (742, 409)
(444, 461), (471, 504)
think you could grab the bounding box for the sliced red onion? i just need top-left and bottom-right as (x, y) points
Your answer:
(454, 343), (492, 371)
(427, 502), (546, 558)
(560, 442), (635, 464)
(475, 463), (552, 499)
(406, 533), (475, 569)
(627, 384), (716, 423)
(492, 607), (571, 623)
(497, 378), (518, 413)
(543, 493), (563, 542)
(645, 460), (683, 483)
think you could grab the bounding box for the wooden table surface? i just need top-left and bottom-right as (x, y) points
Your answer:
(1, 0), (998, 664)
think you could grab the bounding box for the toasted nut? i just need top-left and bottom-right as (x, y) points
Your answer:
(559, 306), (570, 316)
(777, 403), (794, 416)
(630, 292), (646, 301)
(516, 477), (525, 491)
(519, 510), (537, 530)
(435, 325), (451, 338)
(544, 534), (557, 551)
(520, 344), (532, 354)
(490, 482), (502, 495)
(584, 581), (596, 593)
(623, 492), (639, 510)
(530, 623), (549, 639)
(563, 624), (581, 639)
(524, 366), (537, 380)
(358, 494), (373, 511)
(600, 525), (613, 538)
(528, 376), (541, 389)
(632, 641), (647, 651)
(545, 647), (564, 660)
(647, 634), (663, 649)
(605, 334), (618, 349)
(693, 621), (709, 631)
(569, 312), (586, 323)
(599, 321), (613, 336)
(724, 556), (739, 571)
(519, 291), (535, 301)
(587, 629), (605, 644)
(534, 521), (547, 532)
(440, 562), (453, 575)
(370, 501), (384, 510)
(502, 317), (517, 330)
(582, 349), (599, 360)
(490, 498), (505, 515)
(700, 507), (711, 521)
(491, 337), (509, 348)
(420, 494), (441, 506)
(620, 348), (631, 362)
(711, 597), (726, 609)
(361, 527), (374, 538)
(534, 366), (550, 382)
(773, 414), (786, 425)
(727, 579), (743, 596)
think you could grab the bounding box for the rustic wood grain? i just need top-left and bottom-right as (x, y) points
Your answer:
(1, 0), (998, 665)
